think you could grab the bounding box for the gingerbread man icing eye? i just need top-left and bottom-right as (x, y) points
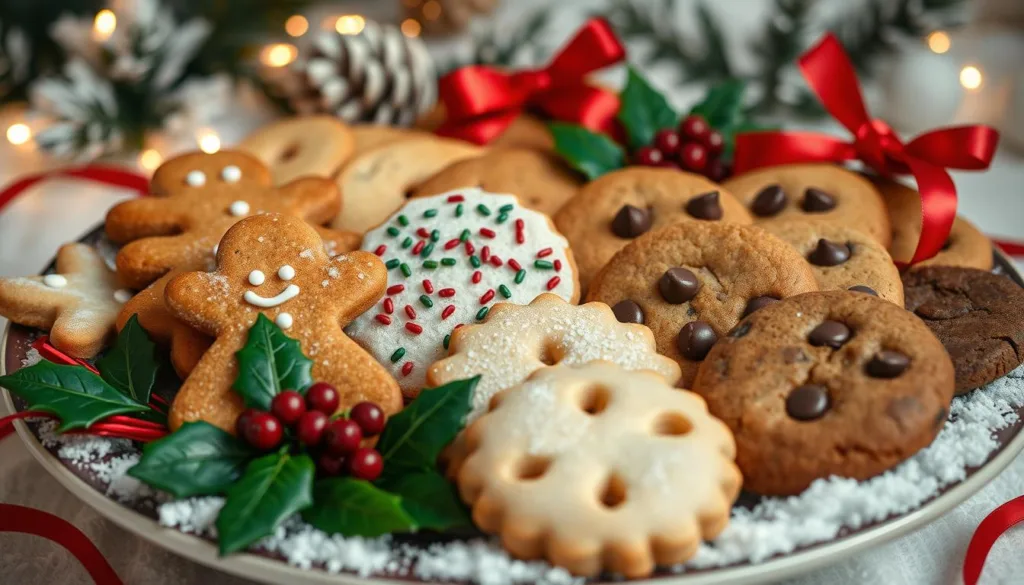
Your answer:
(278, 265), (295, 281)
(243, 265), (300, 308)
(229, 200), (250, 216)
(221, 165), (242, 183)
(185, 170), (206, 187)
(248, 270), (265, 285)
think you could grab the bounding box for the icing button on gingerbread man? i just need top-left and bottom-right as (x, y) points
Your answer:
(164, 213), (401, 433)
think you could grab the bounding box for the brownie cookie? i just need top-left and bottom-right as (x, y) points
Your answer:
(873, 176), (993, 270)
(412, 148), (582, 216)
(586, 221), (819, 386)
(723, 163), (891, 246)
(693, 290), (955, 496)
(554, 167), (753, 289)
(903, 266), (1024, 393)
(760, 219), (903, 305)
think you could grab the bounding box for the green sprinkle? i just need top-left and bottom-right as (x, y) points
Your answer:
(397, 214), (409, 226)
(470, 255), (481, 268)
(422, 260), (438, 269)
(515, 269), (526, 284)
(385, 259), (400, 269)
(476, 306), (490, 321)
(534, 260), (554, 270)
(443, 334), (451, 350)
(386, 226), (400, 237)
(499, 204), (515, 213)
(401, 237), (413, 249)
(424, 208), (438, 218)
(400, 263), (412, 277)
(390, 348), (406, 363)
(441, 258), (457, 266)
(430, 229), (440, 242)
(498, 284), (512, 299)
(455, 203), (463, 217)
(420, 242), (435, 258)
(419, 295), (434, 308)
(496, 212), (509, 224)
(459, 229), (470, 242)
(476, 204), (491, 216)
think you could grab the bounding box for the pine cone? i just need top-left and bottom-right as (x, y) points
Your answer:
(269, 21), (437, 127)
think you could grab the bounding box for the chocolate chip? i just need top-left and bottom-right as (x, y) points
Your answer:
(808, 320), (851, 348)
(659, 267), (701, 304)
(611, 300), (644, 324)
(742, 295), (779, 317)
(802, 187), (836, 212)
(786, 384), (830, 420)
(750, 184), (786, 217)
(808, 238), (851, 266)
(677, 321), (717, 361)
(684, 191), (723, 220)
(729, 322), (752, 338)
(611, 205), (652, 238)
(866, 350), (910, 378)
(848, 285), (878, 296)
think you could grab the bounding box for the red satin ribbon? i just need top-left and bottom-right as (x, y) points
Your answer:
(436, 17), (625, 144)
(733, 33), (1000, 266)
(963, 496), (1024, 585)
(0, 165), (149, 211)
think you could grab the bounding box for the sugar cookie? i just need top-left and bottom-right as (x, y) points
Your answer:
(238, 116), (355, 185)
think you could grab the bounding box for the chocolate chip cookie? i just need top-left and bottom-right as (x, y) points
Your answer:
(903, 266), (1024, 393)
(693, 290), (955, 496)
(723, 163), (891, 246)
(586, 221), (819, 386)
(760, 219), (903, 305)
(554, 167), (753, 288)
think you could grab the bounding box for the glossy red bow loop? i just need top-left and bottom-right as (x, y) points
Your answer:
(436, 18), (625, 144)
(733, 33), (999, 265)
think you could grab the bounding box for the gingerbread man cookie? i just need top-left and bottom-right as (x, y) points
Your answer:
(457, 362), (741, 578)
(238, 116), (355, 185)
(346, 189), (580, 398)
(164, 213), (401, 433)
(0, 243), (131, 357)
(106, 150), (358, 289)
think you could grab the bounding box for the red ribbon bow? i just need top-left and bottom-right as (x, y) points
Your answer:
(436, 18), (625, 145)
(734, 33), (999, 265)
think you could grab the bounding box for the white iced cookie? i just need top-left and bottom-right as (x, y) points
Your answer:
(457, 362), (741, 578)
(346, 189), (580, 398)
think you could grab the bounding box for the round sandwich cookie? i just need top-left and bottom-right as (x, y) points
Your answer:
(554, 167), (752, 289)
(586, 221), (819, 386)
(346, 189), (580, 397)
(693, 290), (955, 496)
(903, 266), (1024, 393)
(760, 219), (903, 305)
(723, 163), (891, 246)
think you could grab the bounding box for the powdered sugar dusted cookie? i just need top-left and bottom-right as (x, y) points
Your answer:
(0, 243), (131, 357)
(346, 189), (580, 397)
(457, 362), (741, 578)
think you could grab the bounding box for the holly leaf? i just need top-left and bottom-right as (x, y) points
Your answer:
(0, 361), (149, 431)
(96, 314), (159, 404)
(377, 471), (472, 532)
(617, 66), (678, 151)
(128, 422), (256, 498)
(548, 123), (626, 181)
(233, 314), (313, 410)
(376, 377), (477, 480)
(303, 478), (417, 538)
(689, 79), (747, 131)
(216, 452), (315, 556)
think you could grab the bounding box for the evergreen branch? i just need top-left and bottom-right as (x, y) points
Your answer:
(435, 8), (554, 76)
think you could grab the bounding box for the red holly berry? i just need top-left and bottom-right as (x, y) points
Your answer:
(653, 129), (682, 156)
(318, 453), (346, 477)
(347, 447), (384, 481)
(306, 382), (339, 415)
(235, 407), (259, 438)
(679, 115), (709, 141)
(679, 142), (708, 172)
(270, 390), (306, 426)
(324, 418), (363, 455)
(633, 146), (664, 167)
(704, 130), (725, 156)
(349, 402), (386, 436)
(706, 158), (732, 182)
(296, 410), (329, 447)
(242, 411), (283, 450)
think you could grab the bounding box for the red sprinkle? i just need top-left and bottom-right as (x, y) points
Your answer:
(479, 228), (496, 238)
(375, 314), (392, 325)
(405, 305), (417, 319)
(416, 227), (430, 239)
(442, 305), (455, 319)
(464, 241), (475, 255)
(472, 271), (482, 284)
(411, 240), (425, 255)
(422, 279), (434, 294)
(383, 298), (394, 314)
(489, 256), (503, 267)
(401, 362), (414, 375)
(405, 322), (423, 334)
(454, 323), (465, 331)
(554, 259), (562, 272)
(515, 219), (525, 244)
(447, 194), (464, 203)
(546, 276), (561, 290)
(481, 246), (490, 262)
(387, 284), (405, 295)
(439, 288), (456, 297)
(444, 238), (460, 250)
(374, 244), (387, 256)
(537, 247), (552, 258)
(480, 289), (495, 304)
(508, 258), (522, 271)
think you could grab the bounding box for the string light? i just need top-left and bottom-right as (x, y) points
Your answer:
(260, 43), (297, 67)
(400, 18), (422, 38)
(92, 9), (117, 41)
(196, 128), (221, 153)
(285, 15), (308, 37)
(959, 65), (983, 90)
(422, 0), (442, 20)
(6, 123), (31, 146)
(927, 31), (951, 54)
(139, 149), (163, 171)
(335, 15), (366, 35)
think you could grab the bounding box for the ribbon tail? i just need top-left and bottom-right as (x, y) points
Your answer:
(545, 17), (626, 77)
(798, 33), (872, 134)
(539, 86), (621, 137)
(436, 110), (521, 145)
(902, 156), (958, 265)
(905, 126), (1000, 170)
(732, 131), (857, 174)
(963, 496), (1024, 585)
